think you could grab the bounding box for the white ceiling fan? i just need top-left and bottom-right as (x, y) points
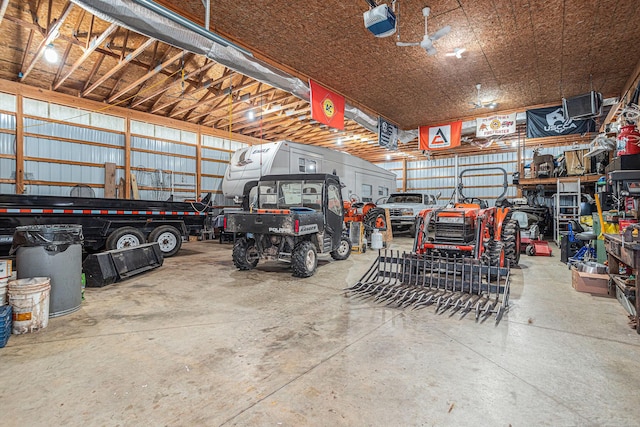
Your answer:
(396, 7), (451, 56)
(470, 83), (498, 109)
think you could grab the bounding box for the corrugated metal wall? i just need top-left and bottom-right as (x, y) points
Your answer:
(0, 93), (249, 203)
(377, 151), (519, 206)
(201, 134), (247, 206)
(0, 92), (17, 194)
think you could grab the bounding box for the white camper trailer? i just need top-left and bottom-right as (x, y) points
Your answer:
(222, 141), (397, 202)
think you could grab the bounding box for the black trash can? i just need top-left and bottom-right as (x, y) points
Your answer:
(11, 225), (84, 317)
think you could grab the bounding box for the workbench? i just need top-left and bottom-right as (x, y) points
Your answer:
(604, 233), (639, 332)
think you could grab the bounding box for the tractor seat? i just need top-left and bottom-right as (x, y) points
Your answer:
(511, 211), (528, 228)
(575, 231), (597, 241)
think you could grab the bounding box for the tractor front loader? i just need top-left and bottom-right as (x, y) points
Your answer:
(345, 168), (519, 324)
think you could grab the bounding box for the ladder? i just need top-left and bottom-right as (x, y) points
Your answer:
(555, 178), (581, 246)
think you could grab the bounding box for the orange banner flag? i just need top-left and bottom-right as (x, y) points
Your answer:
(310, 80), (345, 130)
(419, 121), (462, 150)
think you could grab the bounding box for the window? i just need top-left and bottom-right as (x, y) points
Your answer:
(298, 158), (318, 173)
(361, 184), (373, 202)
(378, 186), (389, 197)
(258, 181), (277, 208)
(277, 181), (302, 207)
(327, 184), (342, 216)
(301, 182), (323, 210)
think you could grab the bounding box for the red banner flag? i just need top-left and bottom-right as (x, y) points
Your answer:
(310, 80), (345, 130)
(419, 121), (462, 150)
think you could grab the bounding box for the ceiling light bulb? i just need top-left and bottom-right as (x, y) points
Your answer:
(337, 138), (342, 145)
(511, 140), (517, 147)
(44, 44), (59, 64)
(446, 47), (466, 59)
(386, 154), (391, 161)
(247, 110), (255, 120)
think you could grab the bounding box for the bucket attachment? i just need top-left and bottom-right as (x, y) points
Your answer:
(345, 250), (510, 324)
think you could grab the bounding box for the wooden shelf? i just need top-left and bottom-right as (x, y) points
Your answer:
(518, 174), (602, 188)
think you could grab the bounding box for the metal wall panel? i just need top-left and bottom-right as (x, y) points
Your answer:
(0, 132), (14, 154)
(202, 147), (231, 162)
(131, 136), (196, 157)
(201, 159), (227, 176)
(24, 118), (124, 146)
(24, 136), (124, 164)
(0, 158), (14, 179)
(201, 176), (223, 193)
(0, 113), (16, 130)
(130, 151), (196, 172)
(202, 135), (231, 149)
(0, 93), (16, 112)
(25, 161), (105, 185)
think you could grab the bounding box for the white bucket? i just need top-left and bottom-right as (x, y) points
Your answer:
(0, 278), (7, 306)
(8, 277), (51, 334)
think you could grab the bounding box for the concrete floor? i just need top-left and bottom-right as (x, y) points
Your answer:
(2, 237), (640, 426)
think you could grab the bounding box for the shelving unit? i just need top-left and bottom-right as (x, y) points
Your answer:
(554, 177), (581, 246)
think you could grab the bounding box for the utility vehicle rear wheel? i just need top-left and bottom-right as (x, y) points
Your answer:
(232, 237), (259, 270)
(292, 241), (317, 278)
(331, 236), (351, 260)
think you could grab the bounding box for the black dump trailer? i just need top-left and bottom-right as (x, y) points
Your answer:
(0, 194), (210, 257)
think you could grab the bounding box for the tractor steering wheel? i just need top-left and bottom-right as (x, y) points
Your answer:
(350, 194), (361, 203)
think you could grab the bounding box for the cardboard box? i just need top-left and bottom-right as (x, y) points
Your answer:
(0, 259), (11, 279)
(565, 149), (590, 176)
(571, 266), (614, 297)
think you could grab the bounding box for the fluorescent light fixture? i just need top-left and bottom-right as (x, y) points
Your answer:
(336, 138), (343, 145)
(44, 44), (59, 64)
(246, 110), (255, 120)
(511, 140), (517, 147)
(488, 102), (498, 109)
(386, 154), (391, 160)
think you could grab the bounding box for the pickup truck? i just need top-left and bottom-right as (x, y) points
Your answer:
(376, 192), (440, 234)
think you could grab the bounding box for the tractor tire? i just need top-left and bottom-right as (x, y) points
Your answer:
(232, 237), (259, 270)
(488, 240), (506, 268)
(330, 236), (351, 260)
(501, 218), (521, 266)
(292, 241), (317, 278)
(363, 208), (387, 234)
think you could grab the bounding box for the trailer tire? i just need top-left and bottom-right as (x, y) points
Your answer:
(330, 236), (351, 260)
(292, 241), (317, 278)
(232, 237), (259, 270)
(502, 219), (521, 266)
(106, 227), (145, 250)
(148, 225), (182, 257)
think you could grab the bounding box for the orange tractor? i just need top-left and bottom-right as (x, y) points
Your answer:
(413, 167), (521, 267)
(342, 197), (387, 237)
(345, 168), (517, 324)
